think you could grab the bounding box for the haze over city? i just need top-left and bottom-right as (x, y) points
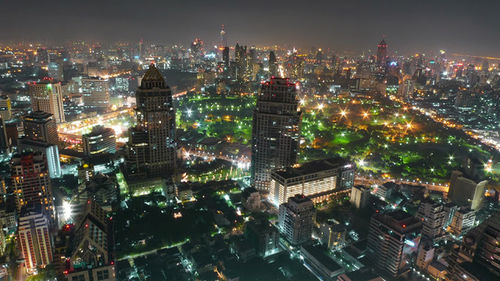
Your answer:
(0, 1), (499, 281)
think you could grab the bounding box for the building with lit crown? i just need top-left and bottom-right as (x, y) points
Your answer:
(251, 77), (301, 190)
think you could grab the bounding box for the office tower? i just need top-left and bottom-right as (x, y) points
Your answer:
(269, 51), (277, 76)
(18, 139), (61, 179)
(376, 39), (387, 65)
(82, 126), (116, 156)
(449, 170), (487, 210)
(65, 200), (116, 281)
(81, 77), (110, 109)
(22, 111), (59, 145)
(11, 152), (54, 215)
(48, 61), (64, 81)
(449, 207), (475, 236)
(0, 95), (12, 121)
(350, 185), (370, 209)
(416, 239), (435, 270)
(319, 221), (346, 249)
(0, 118), (9, 154)
(416, 200), (446, 240)
(448, 211), (500, 280)
(126, 64), (176, 178)
(278, 195), (315, 245)
(28, 79), (65, 123)
(244, 218), (280, 257)
(269, 158), (355, 205)
(18, 207), (53, 273)
(222, 47), (230, 66)
(251, 77), (301, 190)
(367, 210), (422, 278)
(19, 111), (61, 178)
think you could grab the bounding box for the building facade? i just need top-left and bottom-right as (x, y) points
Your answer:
(82, 126), (116, 156)
(278, 195), (315, 245)
(367, 211), (422, 278)
(269, 158), (355, 205)
(11, 152), (54, 215)
(22, 111), (59, 145)
(18, 209), (53, 273)
(28, 79), (65, 123)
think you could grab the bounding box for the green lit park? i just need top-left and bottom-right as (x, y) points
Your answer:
(175, 91), (500, 185)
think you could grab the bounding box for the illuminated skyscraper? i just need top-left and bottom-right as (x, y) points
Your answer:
(11, 152), (54, 215)
(0, 95), (12, 121)
(126, 64), (176, 178)
(251, 77), (301, 190)
(18, 207), (53, 273)
(81, 77), (110, 110)
(19, 111), (61, 178)
(28, 78), (65, 123)
(367, 210), (422, 278)
(22, 111), (58, 145)
(376, 39), (388, 66)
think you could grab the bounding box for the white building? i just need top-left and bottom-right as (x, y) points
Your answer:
(270, 158), (355, 206)
(18, 209), (53, 273)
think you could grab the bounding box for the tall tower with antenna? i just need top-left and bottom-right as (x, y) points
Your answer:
(220, 24), (227, 47)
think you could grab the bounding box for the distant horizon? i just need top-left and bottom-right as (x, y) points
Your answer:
(2, 0), (500, 58)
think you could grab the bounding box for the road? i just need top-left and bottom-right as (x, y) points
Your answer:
(355, 176), (449, 193)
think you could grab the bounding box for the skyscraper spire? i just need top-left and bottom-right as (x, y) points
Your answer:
(220, 24), (227, 47)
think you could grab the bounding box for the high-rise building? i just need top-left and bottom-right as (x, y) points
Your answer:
(65, 200), (116, 281)
(81, 77), (110, 109)
(0, 118), (10, 154)
(376, 39), (388, 66)
(18, 207), (53, 273)
(244, 218), (280, 257)
(222, 47), (230, 66)
(278, 194), (315, 245)
(367, 210), (422, 278)
(28, 79), (65, 123)
(82, 126), (116, 156)
(22, 111), (59, 145)
(0, 95), (12, 121)
(11, 152), (54, 215)
(416, 239), (435, 270)
(449, 170), (487, 210)
(350, 185), (370, 209)
(416, 200), (447, 240)
(126, 64), (176, 178)
(251, 77), (301, 190)
(269, 158), (355, 205)
(269, 51), (277, 76)
(18, 138), (61, 178)
(449, 207), (475, 236)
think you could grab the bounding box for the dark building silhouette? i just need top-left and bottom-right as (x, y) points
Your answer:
(376, 39), (388, 65)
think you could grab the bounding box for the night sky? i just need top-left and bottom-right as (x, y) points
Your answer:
(2, 0), (499, 56)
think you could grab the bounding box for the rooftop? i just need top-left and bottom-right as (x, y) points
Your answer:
(274, 157), (353, 179)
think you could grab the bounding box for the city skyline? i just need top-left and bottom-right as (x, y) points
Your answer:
(1, 0), (500, 56)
